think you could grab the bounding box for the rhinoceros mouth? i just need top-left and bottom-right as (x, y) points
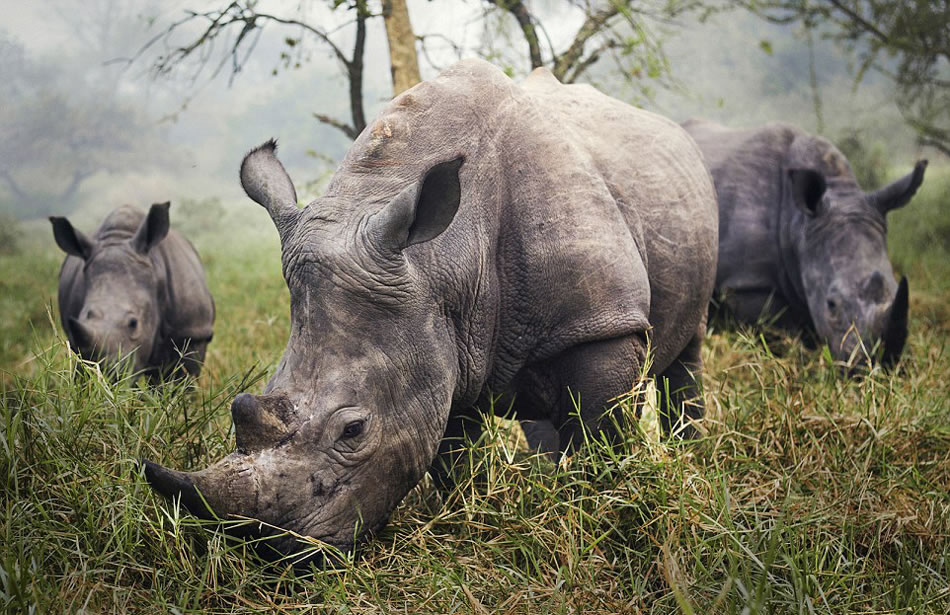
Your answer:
(141, 458), (357, 566)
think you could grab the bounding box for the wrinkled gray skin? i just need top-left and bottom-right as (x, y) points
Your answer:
(682, 120), (924, 367)
(51, 203), (215, 379)
(143, 60), (718, 559)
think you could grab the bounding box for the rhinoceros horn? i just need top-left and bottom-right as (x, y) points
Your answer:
(142, 392), (296, 521)
(880, 276), (909, 368)
(68, 317), (96, 352)
(141, 453), (261, 523)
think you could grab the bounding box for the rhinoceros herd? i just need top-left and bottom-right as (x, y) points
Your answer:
(48, 60), (926, 561)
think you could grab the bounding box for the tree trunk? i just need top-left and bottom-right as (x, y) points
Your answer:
(382, 0), (421, 96)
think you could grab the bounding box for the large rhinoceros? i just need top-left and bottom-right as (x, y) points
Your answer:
(682, 120), (925, 367)
(143, 59), (718, 558)
(50, 203), (215, 379)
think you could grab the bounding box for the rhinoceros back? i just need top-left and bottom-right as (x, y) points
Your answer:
(518, 70), (719, 374)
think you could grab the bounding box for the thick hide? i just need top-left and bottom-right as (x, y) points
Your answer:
(683, 119), (925, 368)
(145, 60), (718, 557)
(52, 204), (215, 379)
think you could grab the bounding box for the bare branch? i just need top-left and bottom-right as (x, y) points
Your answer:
(552, 1), (629, 81)
(487, 0), (543, 71)
(313, 113), (358, 140)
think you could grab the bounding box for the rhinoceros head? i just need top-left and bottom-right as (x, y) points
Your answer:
(786, 159), (925, 367)
(144, 141), (464, 558)
(50, 203), (171, 374)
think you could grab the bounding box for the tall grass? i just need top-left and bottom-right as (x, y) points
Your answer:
(1, 172), (948, 613)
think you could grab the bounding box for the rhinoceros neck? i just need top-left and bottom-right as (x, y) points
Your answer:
(775, 192), (814, 329)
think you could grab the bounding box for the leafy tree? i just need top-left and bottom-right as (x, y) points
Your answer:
(753, 0), (950, 155)
(136, 1), (698, 142)
(0, 32), (158, 219)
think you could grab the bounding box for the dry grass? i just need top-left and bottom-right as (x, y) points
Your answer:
(1, 171), (949, 613)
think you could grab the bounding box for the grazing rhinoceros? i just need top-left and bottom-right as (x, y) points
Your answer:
(682, 120), (925, 368)
(143, 59), (718, 558)
(50, 203), (215, 379)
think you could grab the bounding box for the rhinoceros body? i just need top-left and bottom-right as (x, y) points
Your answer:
(51, 204), (215, 379)
(145, 60), (718, 557)
(682, 120), (924, 366)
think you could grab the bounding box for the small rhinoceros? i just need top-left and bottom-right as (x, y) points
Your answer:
(682, 120), (925, 367)
(50, 203), (215, 379)
(143, 59), (718, 558)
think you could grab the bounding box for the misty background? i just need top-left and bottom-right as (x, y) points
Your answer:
(0, 0), (933, 230)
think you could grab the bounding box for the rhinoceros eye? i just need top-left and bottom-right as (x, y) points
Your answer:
(341, 420), (364, 440)
(128, 318), (138, 330)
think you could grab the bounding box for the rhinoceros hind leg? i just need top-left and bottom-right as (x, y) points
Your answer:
(656, 327), (705, 440)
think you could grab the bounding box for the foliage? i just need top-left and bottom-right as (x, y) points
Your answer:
(0, 21), (165, 221)
(1, 168), (948, 612)
(0, 214), (19, 256)
(834, 130), (889, 189)
(752, 0), (950, 155)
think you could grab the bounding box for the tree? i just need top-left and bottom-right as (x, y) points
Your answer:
(383, 0), (421, 95)
(137, 1), (697, 143)
(484, 0), (694, 85)
(753, 0), (950, 155)
(0, 32), (159, 219)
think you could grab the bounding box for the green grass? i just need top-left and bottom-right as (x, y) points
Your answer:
(1, 173), (949, 614)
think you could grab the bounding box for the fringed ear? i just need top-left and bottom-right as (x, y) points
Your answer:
(131, 202), (171, 254)
(49, 216), (95, 259)
(365, 157), (463, 254)
(870, 160), (927, 215)
(240, 139), (301, 243)
(787, 168), (827, 216)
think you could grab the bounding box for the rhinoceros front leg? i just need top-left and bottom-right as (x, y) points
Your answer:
(520, 334), (648, 455)
(546, 333), (648, 453)
(429, 409), (487, 492)
(656, 325), (705, 439)
(431, 334), (647, 488)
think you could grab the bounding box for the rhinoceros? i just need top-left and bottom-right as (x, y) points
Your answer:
(682, 120), (925, 367)
(143, 59), (718, 558)
(50, 203), (215, 379)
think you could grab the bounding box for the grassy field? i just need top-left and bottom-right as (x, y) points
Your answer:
(1, 169), (949, 614)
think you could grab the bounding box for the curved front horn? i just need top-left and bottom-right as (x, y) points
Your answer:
(240, 139), (302, 243)
(881, 276), (909, 368)
(142, 454), (258, 522)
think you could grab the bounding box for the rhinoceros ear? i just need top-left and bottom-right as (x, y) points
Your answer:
(368, 157), (463, 252)
(131, 202), (171, 254)
(870, 159), (927, 215)
(49, 216), (94, 260)
(787, 168), (827, 216)
(240, 139), (301, 243)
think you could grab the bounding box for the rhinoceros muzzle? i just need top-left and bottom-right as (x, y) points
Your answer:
(880, 275), (909, 368)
